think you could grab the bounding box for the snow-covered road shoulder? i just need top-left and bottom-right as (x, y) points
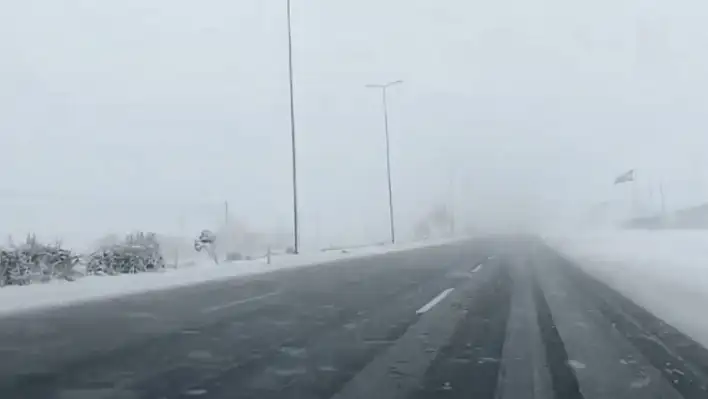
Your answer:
(0, 237), (463, 316)
(546, 229), (708, 349)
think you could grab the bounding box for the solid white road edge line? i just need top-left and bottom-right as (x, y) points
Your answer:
(202, 292), (279, 314)
(472, 264), (483, 273)
(416, 288), (455, 315)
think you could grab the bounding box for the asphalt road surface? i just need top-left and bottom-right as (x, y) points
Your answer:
(1, 237), (708, 399)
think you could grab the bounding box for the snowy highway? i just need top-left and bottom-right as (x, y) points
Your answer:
(0, 237), (707, 398)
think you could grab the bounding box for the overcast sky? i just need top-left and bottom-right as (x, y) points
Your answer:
(1, 0), (708, 248)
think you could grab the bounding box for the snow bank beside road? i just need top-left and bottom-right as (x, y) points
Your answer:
(547, 229), (708, 348)
(0, 237), (461, 316)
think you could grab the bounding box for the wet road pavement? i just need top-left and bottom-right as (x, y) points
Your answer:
(0, 237), (707, 398)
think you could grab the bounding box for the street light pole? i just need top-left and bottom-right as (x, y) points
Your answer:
(286, 0), (300, 254)
(366, 80), (403, 244)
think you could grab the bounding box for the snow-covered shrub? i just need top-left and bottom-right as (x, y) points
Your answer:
(87, 232), (165, 275)
(194, 229), (219, 264)
(0, 235), (79, 286)
(0, 249), (29, 286)
(38, 247), (80, 281)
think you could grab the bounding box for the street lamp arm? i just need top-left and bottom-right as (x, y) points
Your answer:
(365, 80), (404, 90)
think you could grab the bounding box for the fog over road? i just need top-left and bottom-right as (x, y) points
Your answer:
(0, 237), (705, 399)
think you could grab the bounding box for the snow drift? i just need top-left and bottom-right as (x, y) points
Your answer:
(548, 229), (708, 349)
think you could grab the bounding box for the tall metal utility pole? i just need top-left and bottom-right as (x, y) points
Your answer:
(224, 200), (229, 228)
(366, 80), (403, 244)
(286, 0), (300, 254)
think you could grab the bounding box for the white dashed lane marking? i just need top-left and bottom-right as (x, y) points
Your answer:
(416, 288), (455, 315)
(201, 292), (278, 314)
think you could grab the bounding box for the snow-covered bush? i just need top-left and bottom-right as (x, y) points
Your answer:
(0, 235), (79, 286)
(194, 229), (219, 264)
(87, 232), (165, 275)
(0, 250), (29, 286)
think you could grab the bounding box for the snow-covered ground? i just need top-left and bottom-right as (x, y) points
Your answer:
(547, 229), (708, 348)
(0, 237), (461, 316)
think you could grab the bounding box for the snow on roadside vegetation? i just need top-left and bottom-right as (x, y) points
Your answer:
(0, 237), (460, 316)
(547, 229), (708, 348)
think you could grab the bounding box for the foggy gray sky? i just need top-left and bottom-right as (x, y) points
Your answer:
(1, 0), (708, 248)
